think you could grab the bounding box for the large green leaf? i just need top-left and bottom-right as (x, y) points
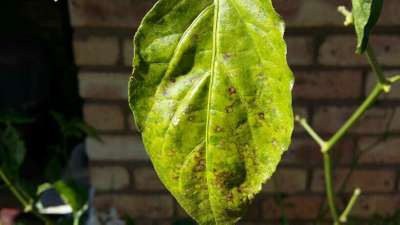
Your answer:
(128, 0), (294, 224)
(352, 0), (384, 53)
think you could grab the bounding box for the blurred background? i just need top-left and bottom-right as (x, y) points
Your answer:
(0, 0), (400, 225)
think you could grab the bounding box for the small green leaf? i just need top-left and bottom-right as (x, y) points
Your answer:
(129, 0), (294, 224)
(53, 180), (88, 213)
(352, 0), (384, 53)
(37, 183), (53, 196)
(0, 124), (26, 175)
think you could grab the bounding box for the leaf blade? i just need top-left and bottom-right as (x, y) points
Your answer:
(352, 0), (384, 53)
(129, 0), (294, 224)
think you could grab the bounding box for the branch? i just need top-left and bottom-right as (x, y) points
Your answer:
(339, 188), (362, 223)
(295, 115), (326, 148)
(324, 83), (383, 152)
(337, 6), (353, 26)
(0, 169), (54, 225)
(323, 153), (340, 223)
(389, 74), (400, 84)
(366, 45), (390, 92)
(0, 169), (30, 211)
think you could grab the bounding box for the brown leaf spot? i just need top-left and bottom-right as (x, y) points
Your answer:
(228, 87), (236, 96)
(215, 126), (223, 132)
(170, 78), (176, 83)
(225, 105), (233, 113)
(226, 192), (233, 202)
(223, 53), (232, 60)
(258, 112), (265, 120)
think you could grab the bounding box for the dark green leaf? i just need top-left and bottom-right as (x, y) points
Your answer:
(44, 157), (63, 181)
(0, 111), (33, 125)
(0, 124), (26, 175)
(129, 0), (294, 224)
(53, 180), (88, 213)
(352, 0), (384, 53)
(74, 122), (101, 142)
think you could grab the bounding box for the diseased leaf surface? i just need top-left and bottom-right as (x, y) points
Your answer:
(129, 0), (294, 224)
(352, 0), (383, 53)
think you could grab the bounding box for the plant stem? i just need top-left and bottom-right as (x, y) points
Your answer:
(337, 6), (353, 26)
(0, 169), (30, 208)
(366, 45), (390, 91)
(389, 74), (400, 83)
(339, 188), (361, 223)
(0, 169), (54, 225)
(295, 116), (326, 148)
(323, 83), (383, 152)
(323, 152), (339, 223)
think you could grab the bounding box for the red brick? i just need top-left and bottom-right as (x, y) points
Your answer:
(262, 168), (307, 193)
(311, 169), (396, 193)
(69, 0), (157, 28)
(286, 37), (314, 66)
(94, 194), (174, 219)
(128, 114), (140, 133)
(293, 107), (308, 134)
(70, 0), (155, 28)
(90, 166), (130, 191)
(377, 0), (400, 26)
(358, 137), (400, 164)
(282, 138), (320, 165)
(262, 195), (323, 220)
(84, 104), (125, 131)
(133, 167), (165, 191)
(313, 106), (397, 134)
(86, 135), (148, 161)
(390, 109), (400, 132)
(73, 36), (119, 66)
(293, 70), (362, 100)
(319, 36), (400, 66)
(282, 137), (356, 166)
(352, 195), (400, 218)
(274, 0), (349, 27)
(79, 72), (129, 100)
(123, 38), (134, 67)
(176, 204), (190, 219)
(238, 223), (265, 225)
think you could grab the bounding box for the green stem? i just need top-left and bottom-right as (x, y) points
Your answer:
(0, 169), (30, 208)
(339, 188), (362, 223)
(323, 152), (340, 224)
(337, 6), (353, 26)
(0, 169), (54, 225)
(389, 74), (400, 83)
(366, 45), (390, 91)
(295, 116), (326, 148)
(73, 216), (80, 225)
(323, 83), (383, 152)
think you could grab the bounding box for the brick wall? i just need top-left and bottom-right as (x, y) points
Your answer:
(68, 1), (400, 224)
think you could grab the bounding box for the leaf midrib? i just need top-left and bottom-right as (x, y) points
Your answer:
(205, 0), (220, 222)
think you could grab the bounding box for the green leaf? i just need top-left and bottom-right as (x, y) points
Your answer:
(0, 124), (26, 176)
(352, 0), (384, 53)
(0, 111), (33, 125)
(129, 0), (294, 224)
(37, 183), (53, 196)
(53, 180), (88, 213)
